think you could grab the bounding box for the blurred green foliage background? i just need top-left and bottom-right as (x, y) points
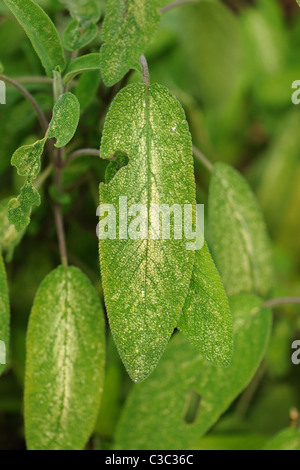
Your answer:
(0, 0), (300, 450)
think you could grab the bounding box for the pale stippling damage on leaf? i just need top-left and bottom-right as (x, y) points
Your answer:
(178, 242), (233, 367)
(48, 92), (80, 148)
(63, 53), (101, 85)
(7, 139), (46, 232)
(0, 253), (10, 377)
(115, 295), (272, 450)
(24, 266), (106, 450)
(3, 0), (66, 76)
(208, 163), (274, 298)
(100, 0), (167, 86)
(99, 83), (196, 383)
(0, 197), (25, 262)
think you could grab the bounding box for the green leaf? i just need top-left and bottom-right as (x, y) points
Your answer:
(24, 265), (106, 450)
(263, 428), (300, 451)
(48, 92), (80, 148)
(115, 295), (272, 450)
(63, 53), (101, 85)
(63, 19), (98, 51)
(0, 253), (9, 376)
(99, 83), (196, 383)
(208, 163), (274, 298)
(100, 0), (163, 86)
(60, 0), (101, 25)
(178, 242), (233, 367)
(3, 0), (65, 76)
(8, 139), (46, 231)
(0, 197), (25, 262)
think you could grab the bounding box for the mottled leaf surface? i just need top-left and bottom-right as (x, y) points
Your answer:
(63, 19), (98, 51)
(208, 163), (274, 298)
(99, 83), (196, 383)
(8, 139), (46, 231)
(3, 0), (65, 76)
(178, 243), (233, 367)
(63, 53), (101, 85)
(0, 253), (9, 376)
(0, 197), (25, 261)
(24, 266), (106, 450)
(48, 93), (80, 148)
(115, 295), (272, 450)
(100, 0), (163, 86)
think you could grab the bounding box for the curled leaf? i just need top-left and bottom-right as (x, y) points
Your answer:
(48, 93), (80, 148)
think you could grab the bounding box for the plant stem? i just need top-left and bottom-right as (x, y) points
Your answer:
(13, 76), (53, 84)
(34, 164), (53, 190)
(0, 74), (49, 133)
(264, 297), (300, 308)
(192, 145), (214, 172)
(139, 55), (150, 86)
(53, 148), (68, 268)
(64, 148), (100, 167)
(160, 0), (198, 13)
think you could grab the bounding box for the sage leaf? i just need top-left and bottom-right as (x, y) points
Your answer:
(115, 295), (272, 450)
(24, 266), (106, 450)
(208, 163), (274, 298)
(8, 139), (46, 231)
(63, 19), (98, 51)
(63, 53), (101, 85)
(48, 93), (80, 148)
(178, 243), (233, 367)
(263, 428), (300, 451)
(0, 253), (9, 376)
(100, 0), (163, 86)
(60, 0), (101, 25)
(0, 197), (25, 261)
(3, 0), (66, 76)
(99, 83), (196, 383)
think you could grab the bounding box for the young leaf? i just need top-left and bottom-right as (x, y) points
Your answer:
(8, 139), (46, 231)
(208, 163), (274, 298)
(99, 83), (196, 383)
(115, 295), (272, 450)
(3, 0), (66, 76)
(0, 197), (25, 261)
(263, 428), (300, 451)
(24, 266), (106, 450)
(60, 0), (101, 25)
(48, 93), (80, 148)
(0, 253), (10, 376)
(63, 53), (101, 85)
(63, 19), (98, 51)
(178, 242), (233, 367)
(100, 0), (163, 86)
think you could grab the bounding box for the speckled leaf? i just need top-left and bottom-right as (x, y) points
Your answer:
(63, 19), (98, 51)
(3, 0), (65, 76)
(48, 93), (80, 148)
(63, 53), (101, 85)
(178, 243), (233, 367)
(24, 266), (106, 450)
(208, 163), (274, 298)
(100, 0), (163, 86)
(0, 197), (25, 261)
(8, 138), (46, 231)
(115, 295), (272, 450)
(0, 253), (9, 376)
(99, 83), (196, 383)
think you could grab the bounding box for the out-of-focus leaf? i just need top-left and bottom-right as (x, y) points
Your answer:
(3, 0), (65, 76)
(115, 295), (272, 450)
(60, 0), (101, 24)
(63, 19), (98, 51)
(178, 242), (233, 367)
(100, 0), (164, 86)
(0, 253), (9, 376)
(8, 139), (46, 231)
(0, 197), (25, 261)
(63, 53), (101, 85)
(263, 428), (300, 451)
(24, 266), (106, 450)
(75, 70), (101, 111)
(48, 92), (80, 147)
(99, 83), (196, 383)
(208, 163), (274, 298)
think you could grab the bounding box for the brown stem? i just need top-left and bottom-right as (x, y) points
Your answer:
(264, 297), (300, 308)
(64, 148), (100, 167)
(192, 145), (214, 172)
(53, 148), (68, 268)
(160, 0), (198, 13)
(139, 55), (150, 86)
